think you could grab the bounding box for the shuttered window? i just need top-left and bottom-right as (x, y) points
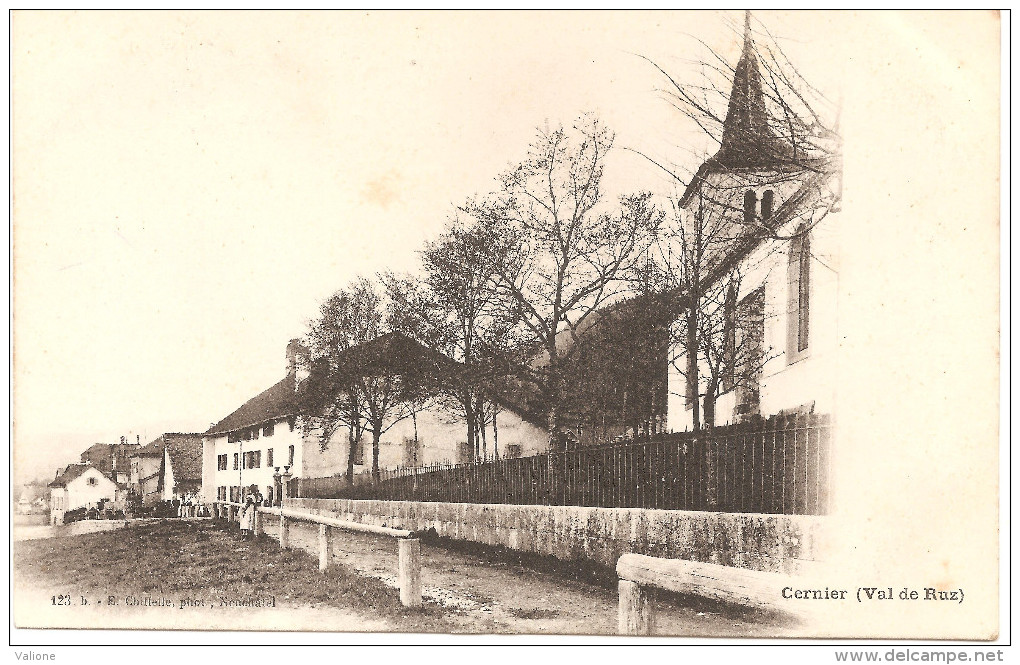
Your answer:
(723, 281), (738, 392)
(787, 225), (811, 360)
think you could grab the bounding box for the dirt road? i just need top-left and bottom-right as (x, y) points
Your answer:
(262, 517), (792, 636)
(14, 517), (793, 636)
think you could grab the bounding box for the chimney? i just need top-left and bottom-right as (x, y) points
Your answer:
(136, 434), (140, 445)
(286, 339), (310, 390)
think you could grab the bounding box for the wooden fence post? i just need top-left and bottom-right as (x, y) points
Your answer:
(279, 514), (289, 549)
(253, 509), (263, 537)
(618, 579), (652, 635)
(398, 538), (422, 607)
(318, 524), (334, 572)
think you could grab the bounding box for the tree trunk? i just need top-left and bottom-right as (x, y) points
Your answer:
(412, 408), (419, 466)
(371, 426), (382, 481)
(492, 407), (499, 458)
(480, 412), (487, 459)
(466, 406), (476, 464)
(703, 389), (717, 429)
(687, 307), (701, 431)
(346, 424), (356, 483)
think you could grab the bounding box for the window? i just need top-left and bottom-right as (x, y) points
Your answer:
(743, 190), (757, 226)
(252, 426), (259, 440)
(263, 422), (275, 437)
(87, 477), (97, 486)
(736, 288), (766, 417)
(233, 453), (239, 470)
(787, 225), (811, 359)
(217, 486), (226, 501)
(217, 454), (228, 471)
(243, 451), (261, 469)
(288, 445), (295, 466)
(403, 437), (421, 467)
(506, 444), (523, 459)
(458, 441), (474, 464)
(266, 448), (274, 468)
(761, 190), (774, 223)
(722, 281), (738, 392)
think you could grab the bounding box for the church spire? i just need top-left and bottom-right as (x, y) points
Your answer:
(718, 10), (776, 166)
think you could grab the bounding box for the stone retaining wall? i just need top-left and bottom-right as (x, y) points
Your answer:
(284, 498), (826, 575)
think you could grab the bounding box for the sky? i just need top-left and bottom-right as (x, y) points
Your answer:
(8, 10), (933, 483)
(10, 10), (1005, 637)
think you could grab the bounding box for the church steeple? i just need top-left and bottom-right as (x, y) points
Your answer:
(717, 10), (778, 166)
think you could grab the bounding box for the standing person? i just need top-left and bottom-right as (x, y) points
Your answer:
(240, 485), (261, 539)
(240, 490), (254, 538)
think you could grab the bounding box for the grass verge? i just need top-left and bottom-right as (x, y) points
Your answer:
(14, 519), (457, 633)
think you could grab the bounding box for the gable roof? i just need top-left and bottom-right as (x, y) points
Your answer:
(134, 432), (201, 458)
(164, 434), (203, 482)
(206, 374), (297, 436)
(48, 464), (115, 488)
(133, 436), (166, 457)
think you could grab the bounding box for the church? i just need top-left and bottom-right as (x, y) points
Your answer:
(665, 13), (841, 431)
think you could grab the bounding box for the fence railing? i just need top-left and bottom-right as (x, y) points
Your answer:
(292, 413), (832, 515)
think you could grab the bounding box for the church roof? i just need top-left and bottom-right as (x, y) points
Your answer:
(681, 12), (797, 206)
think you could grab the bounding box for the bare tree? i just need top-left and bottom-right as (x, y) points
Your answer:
(303, 277), (427, 480)
(465, 115), (663, 450)
(383, 220), (520, 462)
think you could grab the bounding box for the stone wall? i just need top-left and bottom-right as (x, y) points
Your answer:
(285, 498), (826, 575)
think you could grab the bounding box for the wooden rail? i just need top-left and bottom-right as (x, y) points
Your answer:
(213, 501), (421, 607)
(616, 553), (808, 634)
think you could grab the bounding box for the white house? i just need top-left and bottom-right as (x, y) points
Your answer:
(665, 16), (840, 432)
(203, 337), (549, 504)
(47, 464), (122, 525)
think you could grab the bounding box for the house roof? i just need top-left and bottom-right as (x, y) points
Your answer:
(134, 436), (166, 457)
(206, 374), (297, 435)
(165, 434), (204, 482)
(19, 484), (49, 502)
(302, 331), (549, 431)
(133, 432), (201, 458)
(48, 464), (115, 488)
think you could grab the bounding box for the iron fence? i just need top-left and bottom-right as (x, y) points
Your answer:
(291, 412), (831, 515)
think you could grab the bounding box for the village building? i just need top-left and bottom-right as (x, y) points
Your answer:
(665, 16), (840, 432)
(47, 464), (123, 525)
(202, 336), (548, 504)
(129, 437), (166, 507)
(80, 439), (139, 485)
(159, 434), (204, 503)
(130, 433), (204, 506)
(16, 480), (50, 515)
